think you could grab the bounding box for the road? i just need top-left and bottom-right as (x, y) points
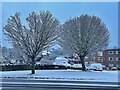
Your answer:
(0, 78), (120, 90)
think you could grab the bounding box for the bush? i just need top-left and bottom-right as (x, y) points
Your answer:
(1, 64), (67, 71)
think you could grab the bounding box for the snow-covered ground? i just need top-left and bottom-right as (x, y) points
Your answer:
(0, 70), (119, 82)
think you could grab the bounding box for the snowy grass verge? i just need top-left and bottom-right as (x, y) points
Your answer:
(0, 70), (119, 82)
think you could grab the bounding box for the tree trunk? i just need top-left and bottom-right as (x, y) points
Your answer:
(31, 57), (35, 74)
(80, 56), (86, 71)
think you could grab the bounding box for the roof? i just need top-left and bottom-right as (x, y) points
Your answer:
(55, 57), (68, 61)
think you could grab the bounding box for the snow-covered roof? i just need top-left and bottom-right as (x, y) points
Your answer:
(71, 64), (82, 68)
(49, 44), (62, 50)
(55, 57), (68, 61)
(42, 51), (51, 55)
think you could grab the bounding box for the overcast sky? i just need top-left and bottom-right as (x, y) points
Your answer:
(1, 2), (118, 48)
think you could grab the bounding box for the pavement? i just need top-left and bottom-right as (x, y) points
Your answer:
(0, 78), (120, 90)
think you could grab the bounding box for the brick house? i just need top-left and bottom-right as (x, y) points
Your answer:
(86, 48), (120, 70)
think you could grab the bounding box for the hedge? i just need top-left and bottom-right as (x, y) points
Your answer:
(1, 65), (67, 71)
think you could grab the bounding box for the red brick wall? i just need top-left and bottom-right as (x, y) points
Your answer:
(86, 49), (120, 69)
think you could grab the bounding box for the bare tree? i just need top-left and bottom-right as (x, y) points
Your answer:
(3, 11), (59, 74)
(1, 46), (27, 65)
(59, 14), (109, 71)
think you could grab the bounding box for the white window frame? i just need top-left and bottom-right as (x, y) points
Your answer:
(109, 51), (114, 54)
(98, 57), (103, 62)
(116, 51), (120, 54)
(116, 57), (120, 61)
(109, 57), (113, 61)
(98, 51), (103, 56)
(85, 56), (88, 59)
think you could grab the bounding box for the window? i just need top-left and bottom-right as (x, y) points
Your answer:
(109, 51), (114, 54)
(85, 56), (88, 59)
(98, 57), (103, 62)
(63, 61), (66, 64)
(116, 51), (120, 54)
(109, 57), (113, 61)
(91, 57), (95, 61)
(98, 51), (103, 56)
(116, 64), (120, 68)
(116, 57), (120, 61)
(109, 64), (114, 67)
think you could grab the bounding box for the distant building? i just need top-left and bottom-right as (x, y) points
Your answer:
(37, 57), (54, 65)
(86, 48), (120, 70)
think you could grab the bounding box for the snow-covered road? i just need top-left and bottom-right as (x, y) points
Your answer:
(1, 78), (119, 90)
